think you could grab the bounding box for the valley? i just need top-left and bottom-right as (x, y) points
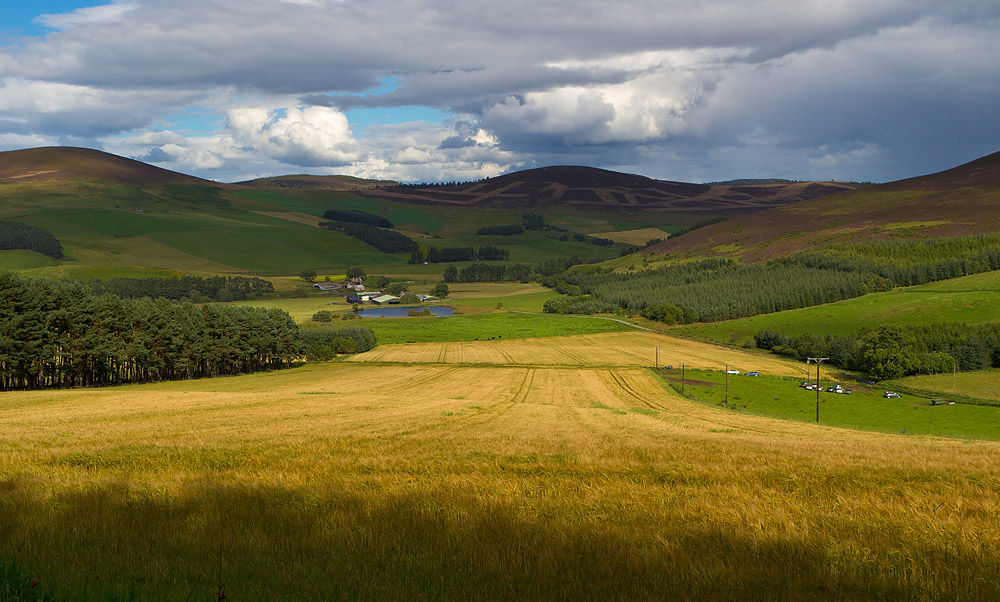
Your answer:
(3, 147), (1000, 600)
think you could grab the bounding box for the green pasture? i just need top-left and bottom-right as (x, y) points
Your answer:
(680, 271), (1000, 345)
(0, 250), (57, 270)
(892, 369), (1000, 405)
(450, 291), (560, 312)
(356, 311), (631, 345)
(666, 369), (1000, 440)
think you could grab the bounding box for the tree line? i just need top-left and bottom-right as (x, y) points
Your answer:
(322, 209), (394, 228)
(550, 234), (1000, 323)
(0, 272), (301, 390)
(301, 326), (377, 361)
(755, 322), (1000, 381)
(0, 221), (64, 258)
(443, 263), (534, 283)
(88, 275), (274, 302)
(413, 245), (510, 264)
(320, 220), (418, 253)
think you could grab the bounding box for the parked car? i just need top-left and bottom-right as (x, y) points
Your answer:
(746, 371), (760, 377)
(884, 391), (901, 399)
(799, 381), (810, 388)
(725, 370), (740, 374)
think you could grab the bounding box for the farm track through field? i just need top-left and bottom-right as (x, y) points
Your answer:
(608, 369), (662, 410)
(491, 344), (516, 365)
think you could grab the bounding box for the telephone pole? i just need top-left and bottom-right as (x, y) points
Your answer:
(806, 357), (829, 423)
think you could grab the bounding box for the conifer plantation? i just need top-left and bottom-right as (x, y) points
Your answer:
(0, 271), (301, 390)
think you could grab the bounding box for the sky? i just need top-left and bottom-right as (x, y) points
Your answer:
(0, 1), (998, 184)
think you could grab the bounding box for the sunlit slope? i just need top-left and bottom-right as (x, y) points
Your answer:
(0, 147), (395, 272)
(3, 360), (999, 600)
(646, 150), (1000, 261)
(679, 268), (1000, 345)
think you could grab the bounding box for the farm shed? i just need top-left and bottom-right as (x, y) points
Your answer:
(372, 294), (400, 305)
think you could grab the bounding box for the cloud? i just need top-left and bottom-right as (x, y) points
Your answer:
(226, 106), (363, 167)
(1, 0), (998, 182)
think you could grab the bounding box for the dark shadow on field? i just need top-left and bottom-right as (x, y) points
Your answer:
(1, 478), (996, 602)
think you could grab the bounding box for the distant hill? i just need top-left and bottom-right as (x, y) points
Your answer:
(645, 151), (1000, 261)
(236, 174), (394, 190)
(358, 165), (861, 213)
(0, 146), (214, 186)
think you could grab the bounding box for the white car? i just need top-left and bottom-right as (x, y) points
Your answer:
(725, 369), (740, 375)
(884, 391), (901, 399)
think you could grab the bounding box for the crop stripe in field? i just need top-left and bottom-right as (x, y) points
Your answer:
(515, 368), (536, 404)
(490, 344), (516, 365)
(554, 347), (590, 366)
(379, 366), (460, 394)
(437, 345), (448, 363)
(609, 369), (663, 410)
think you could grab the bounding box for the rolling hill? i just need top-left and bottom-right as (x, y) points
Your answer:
(235, 174), (393, 190)
(359, 165), (860, 213)
(644, 151), (1000, 261)
(0, 147), (864, 276)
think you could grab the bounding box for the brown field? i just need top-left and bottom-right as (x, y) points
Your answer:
(590, 227), (670, 244)
(347, 331), (808, 375)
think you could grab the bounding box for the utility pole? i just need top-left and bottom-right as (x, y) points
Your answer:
(806, 357), (829, 423)
(681, 363), (685, 395)
(655, 346), (659, 369)
(724, 365), (729, 407)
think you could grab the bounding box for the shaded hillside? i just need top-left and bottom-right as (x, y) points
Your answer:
(359, 165), (859, 213)
(645, 151), (1000, 261)
(0, 146), (214, 186)
(236, 174), (394, 190)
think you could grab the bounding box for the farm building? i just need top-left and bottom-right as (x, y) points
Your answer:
(371, 294), (400, 305)
(313, 282), (345, 291)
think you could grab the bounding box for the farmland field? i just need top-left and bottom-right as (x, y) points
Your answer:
(669, 368), (1000, 439)
(893, 369), (1000, 404)
(349, 331), (807, 375)
(4, 349), (1000, 600)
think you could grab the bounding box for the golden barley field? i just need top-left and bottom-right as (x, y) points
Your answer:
(347, 330), (809, 375)
(3, 337), (999, 601)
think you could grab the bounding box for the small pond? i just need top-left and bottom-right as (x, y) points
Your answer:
(355, 306), (455, 318)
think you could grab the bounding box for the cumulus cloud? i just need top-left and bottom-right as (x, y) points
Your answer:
(226, 106), (363, 167)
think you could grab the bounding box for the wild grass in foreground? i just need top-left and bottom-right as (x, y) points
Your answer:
(2, 362), (999, 600)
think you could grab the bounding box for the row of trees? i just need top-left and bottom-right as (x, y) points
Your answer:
(0, 221), (64, 258)
(755, 323), (1000, 380)
(442, 263), (534, 283)
(477, 225), (523, 236)
(301, 326), (376, 361)
(322, 209), (393, 228)
(89, 275), (274, 301)
(412, 246), (510, 264)
(319, 220), (418, 253)
(551, 234), (1000, 324)
(0, 272), (301, 390)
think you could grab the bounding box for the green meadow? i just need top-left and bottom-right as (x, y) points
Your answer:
(679, 269), (1000, 345)
(353, 311), (632, 344)
(666, 368), (1000, 440)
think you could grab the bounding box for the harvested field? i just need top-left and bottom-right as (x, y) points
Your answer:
(347, 331), (807, 375)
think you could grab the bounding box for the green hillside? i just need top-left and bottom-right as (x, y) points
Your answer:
(676, 269), (1000, 345)
(1, 148), (662, 276)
